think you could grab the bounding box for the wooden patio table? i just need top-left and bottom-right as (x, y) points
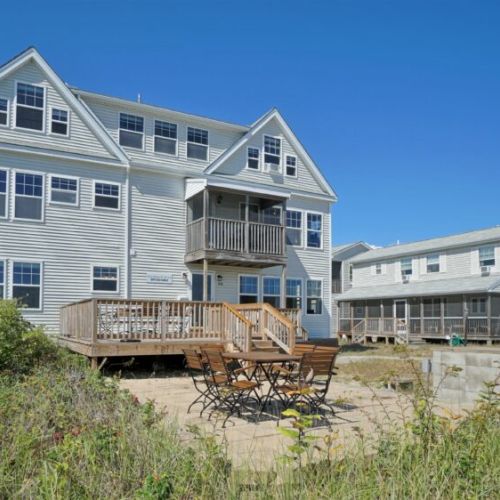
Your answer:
(223, 351), (301, 417)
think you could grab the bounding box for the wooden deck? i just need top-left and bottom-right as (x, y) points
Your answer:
(58, 299), (304, 365)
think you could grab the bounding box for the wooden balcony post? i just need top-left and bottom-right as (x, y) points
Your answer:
(203, 189), (209, 249)
(280, 264), (286, 308)
(463, 295), (468, 342)
(487, 294), (492, 343)
(202, 259), (208, 302)
(244, 195), (250, 254)
(92, 299), (98, 343)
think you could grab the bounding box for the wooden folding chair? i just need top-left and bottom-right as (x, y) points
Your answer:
(203, 350), (261, 428)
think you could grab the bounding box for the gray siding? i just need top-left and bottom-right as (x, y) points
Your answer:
(0, 61), (115, 160)
(0, 152), (126, 332)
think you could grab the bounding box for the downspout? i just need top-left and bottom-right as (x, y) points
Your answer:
(124, 167), (131, 298)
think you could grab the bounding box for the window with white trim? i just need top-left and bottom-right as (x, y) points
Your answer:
(306, 213), (322, 248)
(94, 182), (120, 210)
(263, 277), (280, 308)
(247, 147), (260, 170)
(306, 279), (322, 315)
(286, 278), (302, 309)
(50, 176), (78, 205)
(426, 254), (440, 273)
(239, 275), (258, 304)
(154, 120), (177, 155)
(51, 108), (69, 135)
(13, 262), (41, 309)
(285, 155), (297, 177)
(263, 135), (281, 166)
(14, 172), (43, 221)
(16, 83), (44, 131)
(375, 263), (382, 275)
(286, 210), (302, 246)
(0, 170), (6, 218)
(0, 261), (4, 299)
(92, 266), (118, 292)
(119, 113), (144, 149)
(479, 246), (495, 267)
(187, 127), (208, 161)
(0, 98), (8, 126)
(401, 257), (413, 276)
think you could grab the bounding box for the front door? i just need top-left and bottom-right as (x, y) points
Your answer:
(394, 299), (408, 332)
(192, 273), (213, 301)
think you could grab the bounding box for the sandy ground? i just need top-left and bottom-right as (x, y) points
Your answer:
(120, 375), (417, 468)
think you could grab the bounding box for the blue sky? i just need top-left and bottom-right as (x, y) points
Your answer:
(1, 0), (499, 247)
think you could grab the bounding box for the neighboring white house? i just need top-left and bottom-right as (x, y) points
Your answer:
(0, 47), (337, 338)
(335, 227), (500, 343)
(331, 242), (372, 335)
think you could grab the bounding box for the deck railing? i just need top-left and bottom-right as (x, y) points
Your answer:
(186, 217), (285, 256)
(60, 299), (252, 349)
(234, 303), (296, 353)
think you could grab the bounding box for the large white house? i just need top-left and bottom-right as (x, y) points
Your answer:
(0, 47), (337, 340)
(335, 227), (500, 344)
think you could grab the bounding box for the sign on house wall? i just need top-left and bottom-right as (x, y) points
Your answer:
(146, 273), (173, 284)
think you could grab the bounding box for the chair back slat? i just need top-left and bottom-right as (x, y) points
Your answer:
(183, 349), (205, 371)
(204, 349), (228, 376)
(293, 344), (316, 356)
(300, 351), (337, 377)
(200, 344), (225, 363)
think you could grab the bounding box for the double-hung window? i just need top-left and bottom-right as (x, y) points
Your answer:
(286, 278), (302, 309)
(479, 246), (495, 267)
(263, 135), (281, 167)
(154, 120), (177, 155)
(306, 279), (322, 315)
(51, 108), (69, 135)
(401, 257), (412, 276)
(247, 147), (260, 170)
(426, 254), (440, 273)
(92, 266), (119, 292)
(0, 170), (6, 218)
(16, 83), (45, 131)
(0, 261), (4, 299)
(263, 277), (280, 308)
(470, 297), (487, 315)
(187, 127), (208, 161)
(285, 155), (297, 177)
(286, 210), (302, 246)
(306, 213), (322, 248)
(239, 275), (258, 304)
(375, 263), (382, 275)
(94, 182), (120, 210)
(13, 262), (42, 309)
(0, 98), (8, 126)
(14, 172), (44, 221)
(119, 113), (144, 149)
(50, 176), (78, 205)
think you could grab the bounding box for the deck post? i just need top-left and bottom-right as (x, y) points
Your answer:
(90, 357), (98, 370)
(202, 258), (209, 302)
(203, 188), (209, 249)
(487, 294), (492, 341)
(92, 299), (98, 343)
(244, 195), (250, 254)
(280, 264), (286, 308)
(463, 295), (468, 343)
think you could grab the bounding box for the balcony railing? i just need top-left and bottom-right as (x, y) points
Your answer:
(186, 217), (285, 259)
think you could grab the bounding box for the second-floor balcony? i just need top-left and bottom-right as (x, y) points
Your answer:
(185, 179), (288, 267)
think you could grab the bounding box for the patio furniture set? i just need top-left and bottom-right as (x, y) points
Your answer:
(183, 344), (340, 427)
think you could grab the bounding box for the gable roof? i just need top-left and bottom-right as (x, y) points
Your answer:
(350, 226), (500, 264)
(0, 47), (128, 164)
(204, 108), (337, 200)
(332, 241), (372, 260)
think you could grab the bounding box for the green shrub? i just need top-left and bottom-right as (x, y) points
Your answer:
(0, 300), (59, 374)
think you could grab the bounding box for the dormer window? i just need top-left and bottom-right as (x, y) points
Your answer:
(51, 108), (69, 136)
(187, 127), (208, 161)
(285, 155), (297, 177)
(16, 83), (44, 131)
(0, 98), (8, 126)
(119, 113), (144, 149)
(263, 135), (281, 168)
(154, 120), (177, 155)
(247, 147), (260, 170)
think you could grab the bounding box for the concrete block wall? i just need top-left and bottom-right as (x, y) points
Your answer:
(432, 349), (500, 405)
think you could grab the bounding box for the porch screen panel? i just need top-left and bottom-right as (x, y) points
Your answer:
(382, 300), (393, 318)
(367, 300), (381, 318)
(444, 296), (462, 317)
